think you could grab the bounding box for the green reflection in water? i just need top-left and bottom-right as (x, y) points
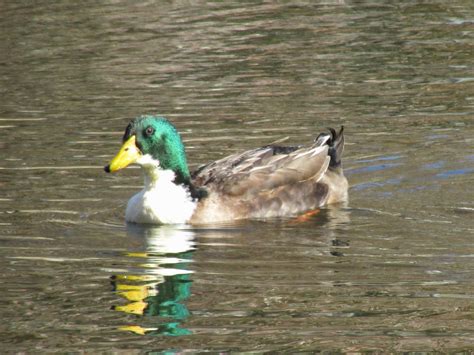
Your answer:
(112, 226), (195, 336)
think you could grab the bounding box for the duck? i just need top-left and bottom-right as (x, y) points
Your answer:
(104, 115), (348, 225)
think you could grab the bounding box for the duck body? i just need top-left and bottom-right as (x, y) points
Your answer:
(105, 115), (348, 225)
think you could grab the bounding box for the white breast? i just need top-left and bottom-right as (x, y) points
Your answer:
(125, 169), (197, 225)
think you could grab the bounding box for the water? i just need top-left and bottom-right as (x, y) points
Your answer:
(1, 1), (474, 352)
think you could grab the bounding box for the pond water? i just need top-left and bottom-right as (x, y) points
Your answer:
(1, 1), (474, 352)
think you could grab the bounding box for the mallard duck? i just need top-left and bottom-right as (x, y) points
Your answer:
(104, 115), (348, 225)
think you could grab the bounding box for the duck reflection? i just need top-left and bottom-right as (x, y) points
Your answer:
(293, 204), (351, 257)
(112, 225), (195, 336)
(324, 204), (351, 257)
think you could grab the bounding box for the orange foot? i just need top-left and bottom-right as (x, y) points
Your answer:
(292, 209), (321, 223)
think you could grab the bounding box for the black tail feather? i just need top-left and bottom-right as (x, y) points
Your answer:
(328, 126), (344, 168)
(315, 126), (344, 169)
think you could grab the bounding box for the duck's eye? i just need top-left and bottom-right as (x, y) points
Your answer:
(145, 126), (154, 137)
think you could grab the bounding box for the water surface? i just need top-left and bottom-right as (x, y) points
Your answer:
(1, 1), (474, 352)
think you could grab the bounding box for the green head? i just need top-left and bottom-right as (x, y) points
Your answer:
(105, 115), (191, 184)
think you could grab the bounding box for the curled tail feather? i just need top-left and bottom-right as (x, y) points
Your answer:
(315, 126), (344, 169)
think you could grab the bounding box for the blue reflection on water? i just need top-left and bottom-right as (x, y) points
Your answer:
(348, 163), (402, 175)
(436, 168), (474, 178)
(422, 161), (445, 170)
(352, 178), (402, 191)
(354, 155), (402, 164)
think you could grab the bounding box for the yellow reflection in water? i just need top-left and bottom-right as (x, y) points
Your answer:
(112, 225), (195, 336)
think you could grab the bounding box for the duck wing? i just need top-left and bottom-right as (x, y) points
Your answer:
(191, 141), (330, 197)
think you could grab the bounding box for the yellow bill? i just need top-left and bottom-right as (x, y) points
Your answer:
(104, 135), (141, 173)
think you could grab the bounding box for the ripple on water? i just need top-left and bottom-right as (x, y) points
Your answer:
(1, 0), (474, 352)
